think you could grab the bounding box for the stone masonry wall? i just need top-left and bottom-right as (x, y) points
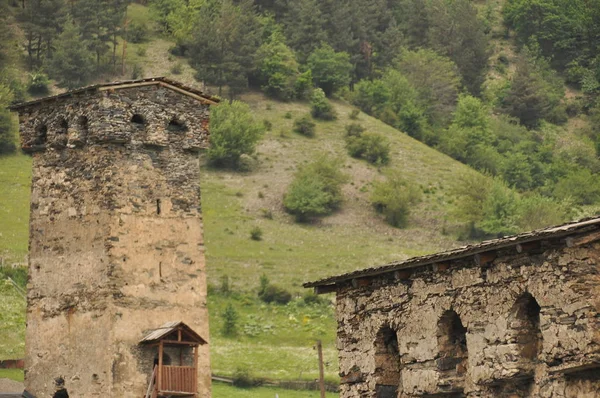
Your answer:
(19, 84), (211, 397)
(335, 240), (600, 397)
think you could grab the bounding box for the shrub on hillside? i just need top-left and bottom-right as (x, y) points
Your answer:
(221, 303), (238, 336)
(256, 34), (300, 100)
(310, 88), (336, 120)
(258, 284), (292, 304)
(345, 123), (365, 137)
(346, 132), (390, 165)
(553, 168), (600, 205)
(27, 72), (50, 96)
(0, 84), (15, 155)
(370, 171), (421, 228)
(293, 114), (316, 137)
(127, 20), (149, 43)
(283, 156), (348, 222)
(207, 100), (264, 169)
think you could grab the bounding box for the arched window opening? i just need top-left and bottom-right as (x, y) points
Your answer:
(437, 310), (468, 376)
(509, 293), (541, 361)
(374, 325), (400, 398)
(167, 118), (187, 132)
(131, 114), (145, 125)
(34, 124), (48, 146)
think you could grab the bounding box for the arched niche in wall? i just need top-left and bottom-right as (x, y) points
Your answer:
(509, 292), (542, 363)
(167, 117), (188, 133)
(437, 310), (468, 377)
(374, 325), (400, 398)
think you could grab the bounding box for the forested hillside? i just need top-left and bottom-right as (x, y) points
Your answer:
(1, 0), (599, 394)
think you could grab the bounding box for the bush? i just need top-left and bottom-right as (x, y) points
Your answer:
(306, 43), (352, 96)
(371, 171), (421, 228)
(293, 114), (316, 137)
(232, 367), (257, 388)
(345, 123), (365, 137)
(170, 62), (183, 75)
(284, 111), (292, 119)
(259, 284), (292, 304)
(283, 156), (348, 221)
(127, 20), (149, 43)
(553, 168), (600, 205)
(302, 291), (326, 305)
(349, 109), (360, 120)
(207, 101), (264, 169)
(263, 119), (272, 131)
(250, 226), (263, 241)
(310, 88), (336, 120)
(27, 72), (50, 95)
(346, 132), (390, 165)
(221, 303), (238, 336)
(256, 35), (300, 100)
(131, 64), (143, 79)
(294, 69), (313, 99)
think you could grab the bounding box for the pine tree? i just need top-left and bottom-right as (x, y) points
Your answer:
(284, 0), (326, 62)
(188, 0), (261, 98)
(49, 18), (95, 89)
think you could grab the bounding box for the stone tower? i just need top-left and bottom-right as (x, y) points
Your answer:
(11, 77), (217, 398)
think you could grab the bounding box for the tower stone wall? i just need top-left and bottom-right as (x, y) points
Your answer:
(14, 81), (214, 397)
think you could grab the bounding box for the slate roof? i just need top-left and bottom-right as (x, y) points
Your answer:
(304, 216), (600, 288)
(9, 77), (219, 110)
(140, 321), (207, 345)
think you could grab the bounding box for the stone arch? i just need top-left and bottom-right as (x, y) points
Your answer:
(374, 325), (400, 398)
(437, 310), (468, 376)
(509, 292), (542, 361)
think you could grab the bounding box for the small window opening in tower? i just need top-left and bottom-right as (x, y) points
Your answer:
(131, 114), (145, 125)
(374, 325), (401, 398)
(35, 124), (48, 146)
(156, 199), (161, 215)
(437, 310), (468, 375)
(167, 118), (188, 132)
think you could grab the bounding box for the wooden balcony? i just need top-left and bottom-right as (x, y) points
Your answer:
(158, 365), (197, 396)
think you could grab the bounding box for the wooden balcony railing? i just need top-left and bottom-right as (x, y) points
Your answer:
(159, 365), (197, 395)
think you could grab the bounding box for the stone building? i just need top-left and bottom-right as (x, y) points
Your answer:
(10, 77), (218, 398)
(305, 217), (600, 397)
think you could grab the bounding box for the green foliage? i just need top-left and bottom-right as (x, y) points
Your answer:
(250, 226), (263, 241)
(220, 275), (231, 295)
(396, 49), (461, 128)
(294, 69), (313, 99)
(502, 47), (565, 129)
(150, 0), (185, 32)
(207, 101), (265, 169)
(170, 62), (183, 75)
(27, 72), (50, 96)
(187, 0), (261, 98)
(284, 0), (326, 62)
(553, 168), (600, 206)
(302, 291), (326, 305)
(131, 64), (144, 79)
(346, 132), (391, 165)
(349, 109), (360, 120)
(232, 367), (258, 388)
(451, 173), (571, 238)
(306, 44), (353, 96)
(222, 303), (239, 336)
(293, 114), (316, 137)
(310, 88), (337, 120)
(370, 171), (421, 228)
(256, 34), (300, 100)
(345, 123), (365, 137)
(127, 20), (149, 43)
(0, 84), (15, 155)
(48, 18), (95, 89)
(283, 156), (347, 221)
(258, 284), (292, 304)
